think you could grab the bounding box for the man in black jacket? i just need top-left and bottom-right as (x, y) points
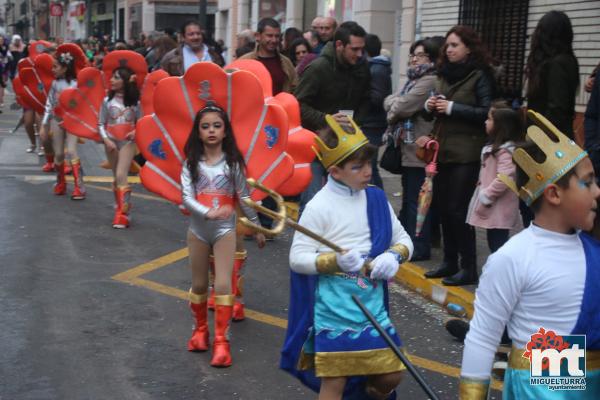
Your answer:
(294, 21), (371, 211)
(362, 34), (391, 189)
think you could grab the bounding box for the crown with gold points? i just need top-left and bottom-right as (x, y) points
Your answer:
(313, 114), (369, 169)
(498, 110), (588, 206)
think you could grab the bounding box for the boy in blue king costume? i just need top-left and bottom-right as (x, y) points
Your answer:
(281, 115), (414, 399)
(460, 110), (600, 399)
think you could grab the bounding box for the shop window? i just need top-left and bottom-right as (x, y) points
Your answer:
(459, 0), (529, 102)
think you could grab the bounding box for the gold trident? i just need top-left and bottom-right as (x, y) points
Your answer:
(239, 178), (372, 274)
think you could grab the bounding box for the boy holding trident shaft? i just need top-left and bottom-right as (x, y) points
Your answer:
(281, 115), (413, 400)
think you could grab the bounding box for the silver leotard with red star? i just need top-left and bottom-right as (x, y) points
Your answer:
(98, 95), (140, 149)
(181, 155), (259, 245)
(42, 78), (77, 125)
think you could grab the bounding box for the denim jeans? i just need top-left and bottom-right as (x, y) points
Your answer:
(399, 167), (431, 259)
(299, 160), (327, 216)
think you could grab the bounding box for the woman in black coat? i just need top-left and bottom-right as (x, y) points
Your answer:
(525, 10), (579, 139)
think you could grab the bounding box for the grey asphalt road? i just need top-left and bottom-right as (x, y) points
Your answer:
(0, 93), (502, 400)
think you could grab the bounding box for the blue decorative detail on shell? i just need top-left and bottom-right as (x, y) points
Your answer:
(149, 139), (167, 160)
(265, 125), (279, 149)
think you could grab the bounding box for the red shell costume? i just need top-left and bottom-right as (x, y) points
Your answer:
(58, 50), (167, 142)
(136, 60), (316, 205)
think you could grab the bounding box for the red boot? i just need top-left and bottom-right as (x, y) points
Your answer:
(53, 162), (66, 195)
(210, 295), (234, 367)
(70, 159), (86, 200)
(188, 291), (209, 352)
(42, 155), (55, 172)
(113, 186), (131, 228)
(207, 254), (216, 310)
(232, 250), (247, 321)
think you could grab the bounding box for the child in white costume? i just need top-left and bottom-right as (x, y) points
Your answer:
(283, 115), (413, 400)
(459, 110), (600, 399)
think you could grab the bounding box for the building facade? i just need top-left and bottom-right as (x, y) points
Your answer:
(1, 0), (219, 41)
(214, 0), (598, 111)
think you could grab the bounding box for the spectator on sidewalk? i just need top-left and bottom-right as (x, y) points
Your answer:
(150, 35), (177, 71)
(584, 62), (600, 93)
(160, 20), (224, 76)
(239, 18), (298, 95)
(585, 60), (600, 175)
(313, 17), (337, 54)
(423, 25), (495, 286)
(288, 38), (311, 67)
(296, 31), (320, 76)
(8, 34), (26, 79)
(235, 29), (255, 59)
(143, 31), (163, 69)
(384, 37), (440, 261)
(294, 21), (371, 212)
(362, 33), (391, 189)
(525, 10), (579, 139)
(283, 27), (303, 55)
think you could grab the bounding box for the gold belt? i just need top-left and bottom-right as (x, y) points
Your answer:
(508, 346), (600, 370)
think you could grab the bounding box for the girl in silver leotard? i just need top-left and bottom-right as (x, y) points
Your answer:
(181, 156), (259, 244)
(181, 104), (265, 367)
(99, 66), (142, 229)
(39, 46), (86, 199)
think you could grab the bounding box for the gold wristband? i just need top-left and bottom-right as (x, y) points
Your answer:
(389, 243), (410, 262)
(459, 377), (490, 400)
(315, 252), (341, 274)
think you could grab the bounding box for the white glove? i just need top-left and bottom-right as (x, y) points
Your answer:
(370, 252), (400, 280)
(335, 250), (364, 273)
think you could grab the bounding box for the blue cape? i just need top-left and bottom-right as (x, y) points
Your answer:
(572, 232), (600, 349)
(280, 186), (396, 399)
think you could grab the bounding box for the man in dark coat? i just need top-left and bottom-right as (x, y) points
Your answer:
(294, 21), (371, 210)
(362, 33), (392, 189)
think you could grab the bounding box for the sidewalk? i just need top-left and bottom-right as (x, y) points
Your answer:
(380, 167), (490, 319)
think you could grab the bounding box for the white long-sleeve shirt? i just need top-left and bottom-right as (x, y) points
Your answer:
(461, 224), (586, 380)
(290, 177), (413, 275)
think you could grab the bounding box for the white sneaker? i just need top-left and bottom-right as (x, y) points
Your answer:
(26, 145), (36, 153)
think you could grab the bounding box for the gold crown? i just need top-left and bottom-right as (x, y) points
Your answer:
(498, 110), (587, 206)
(313, 114), (369, 169)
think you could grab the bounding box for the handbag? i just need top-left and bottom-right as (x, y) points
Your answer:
(379, 125), (403, 174)
(416, 142), (435, 163)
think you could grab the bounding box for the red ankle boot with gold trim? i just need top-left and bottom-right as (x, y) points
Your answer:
(53, 162), (66, 195)
(188, 291), (209, 352)
(210, 295), (234, 367)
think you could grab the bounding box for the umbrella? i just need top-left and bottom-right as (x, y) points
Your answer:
(416, 139), (439, 237)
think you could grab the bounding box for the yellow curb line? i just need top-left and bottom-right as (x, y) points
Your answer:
(395, 262), (475, 319)
(111, 248), (502, 391)
(22, 175), (141, 184)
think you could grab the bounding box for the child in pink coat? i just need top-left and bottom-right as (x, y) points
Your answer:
(466, 102), (524, 252)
